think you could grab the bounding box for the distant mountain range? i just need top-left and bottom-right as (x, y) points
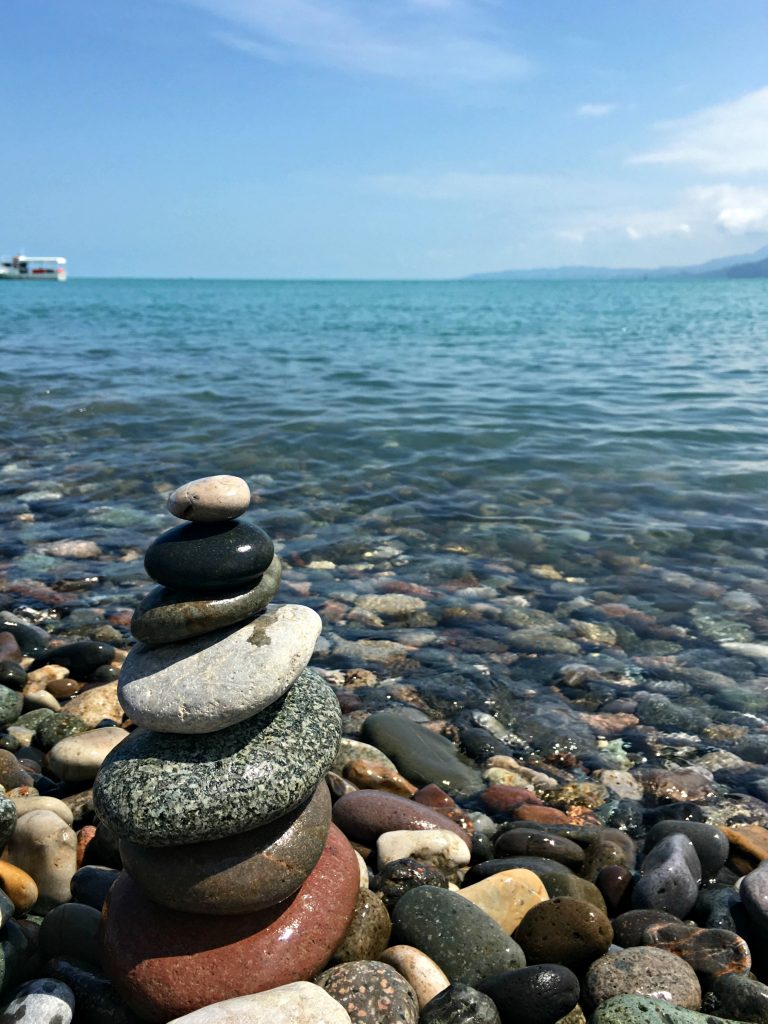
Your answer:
(466, 244), (768, 281)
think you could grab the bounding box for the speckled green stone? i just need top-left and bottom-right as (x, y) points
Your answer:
(93, 668), (341, 846)
(0, 687), (22, 728)
(591, 996), (743, 1024)
(36, 714), (90, 752)
(0, 796), (16, 848)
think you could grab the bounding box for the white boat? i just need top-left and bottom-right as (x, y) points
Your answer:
(0, 254), (67, 281)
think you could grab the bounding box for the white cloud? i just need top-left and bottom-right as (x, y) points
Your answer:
(690, 184), (768, 233)
(577, 103), (616, 118)
(631, 86), (768, 174)
(181, 0), (530, 83)
(625, 222), (691, 241)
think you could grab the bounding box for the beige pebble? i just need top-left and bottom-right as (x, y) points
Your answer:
(379, 945), (450, 1009)
(376, 829), (471, 875)
(355, 851), (369, 889)
(167, 475), (251, 522)
(166, 981), (352, 1023)
(12, 796), (74, 826)
(23, 690), (61, 712)
(5, 809), (77, 912)
(458, 868), (548, 933)
(64, 683), (122, 727)
(48, 727), (128, 782)
(24, 665), (69, 693)
(43, 539), (103, 559)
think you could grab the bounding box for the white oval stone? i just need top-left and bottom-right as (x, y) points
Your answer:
(119, 605), (322, 734)
(376, 828), (471, 874)
(379, 945), (450, 1009)
(166, 981), (352, 1023)
(5, 810), (77, 912)
(167, 475), (251, 522)
(47, 728), (129, 782)
(12, 795), (74, 826)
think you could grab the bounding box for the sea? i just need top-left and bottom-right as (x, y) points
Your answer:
(3, 278), (768, 769)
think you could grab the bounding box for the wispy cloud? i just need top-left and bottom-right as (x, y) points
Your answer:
(577, 103), (616, 118)
(691, 184), (768, 233)
(182, 0), (530, 83)
(631, 86), (768, 174)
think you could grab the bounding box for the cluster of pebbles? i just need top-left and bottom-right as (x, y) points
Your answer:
(1, 479), (768, 1022)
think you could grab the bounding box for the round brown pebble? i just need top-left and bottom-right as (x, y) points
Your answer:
(515, 897), (613, 974)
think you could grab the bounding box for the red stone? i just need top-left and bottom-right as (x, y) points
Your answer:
(76, 825), (97, 868)
(481, 785), (544, 814)
(101, 824), (359, 1022)
(413, 783), (474, 833)
(513, 804), (570, 824)
(332, 790), (472, 850)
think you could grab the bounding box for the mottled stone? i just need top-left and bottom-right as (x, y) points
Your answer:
(612, 910), (684, 949)
(0, 795), (16, 849)
(48, 727), (128, 782)
(121, 783), (331, 914)
(121, 604), (320, 733)
(639, 768), (716, 804)
(35, 714), (89, 752)
(591, 996), (729, 1024)
(0, 859), (38, 913)
(372, 858), (449, 910)
(0, 977), (75, 1024)
(30, 641), (115, 680)
(584, 948), (701, 1011)
(329, 888), (392, 964)
(0, 686), (22, 728)
(316, 961), (418, 1024)
(5, 810), (76, 913)
(477, 964), (580, 1024)
(458, 869), (548, 934)
(101, 827), (359, 1023)
(64, 683), (123, 728)
(377, 829), (470, 877)
(420, 984), (501, 1024)
(392, 885), (525, 987)
(165, 982), (353, 1023)
(494, 828), (585, 869)
(362, 711), (482, 796)
(333, 791), (471, 851)
(131, 555), (282, 647)
(642, 920), (751, 987)
(167, 475), (251, 522)
(379, 945), (450, 1009)
(39, 901), (101, 967)
(94, 668), (340, 846)
(144, 520), (274, 594)
(632, 834), (701, 918)
(645, 821), (729, 880)
(540, 872), (607, 913)
(334, 738), (399, 776)
(345, 759), (417, 797)
(515, 897), (613, 975)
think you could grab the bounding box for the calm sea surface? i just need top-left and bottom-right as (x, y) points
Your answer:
(2, 279), (768, 742)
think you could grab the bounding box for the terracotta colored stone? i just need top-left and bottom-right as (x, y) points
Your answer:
(722, 825), (768, 864)
(481, 785), (543, 814)
(77, 825), (98, 868)
(413, 784), (474, 834)
(101, 825), (360, 1022)
(119, 783), (332, 914)
(344, 759), (417, 797)
(0, 858), (38, 913)
(332, 791), (472, 851)
(513, 805), (570, 825)
(458, 868), (548, 933)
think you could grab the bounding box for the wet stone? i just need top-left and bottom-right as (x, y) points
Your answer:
(711, 972), (768, 1024)
(29, 641), (115, 680)
(0, 662), (27, 690)
(644, 821), (729, 880)
(632, 833), (701, 918)
(378, 945), (450, 1010)
(584, 947), (702, 1012)
(0, 686), (22, 727)
(333, 790), (471, 851)
(329, 888), (392, 964)
(641, 920), (751, 987)
(144, 520), (274, 594)
(494, 828), (585, 869)
(477, 964), (581, 1024)
(39, 902), (102, 968)
(613, 909), (690, 949)
(93, 668), (340, 846)
(540, 872), (607, 913)
(165, 982), (354, 1023)
(316, 961), (419, 1024)
(591, 996), (743, 1024)
(695, 885), (741, 931)
(130, 554), (282, 646)
(464, 857), (573, 885)
(372, 858), (449, 910)
(420, 984), (501, 1024)
(392, 885), (525, 987)
(514, 897), (613, 975)
(458, 869), (548, 935)
(596, 866), (633, 914)
(35, 714), (90, 752)
(0, 750), (33, 790)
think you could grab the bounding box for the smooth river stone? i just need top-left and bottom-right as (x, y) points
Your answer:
(458, 868), (548, 934)
(5, 810), (77, 913)
(144, 520), (274, 594)
(119, 604), (321, 734)
(166, 982), (352, 1023)
(130, 554), (282, 646)
(333, 791), (472, 851)
(362, 710), (482, 795)
(93, 668), (340, 846)
(592, 996), (743, 1024)
(167, 475), (251, 523)
(119, 782), (332, 914)
(392, 885), (526, 987)
(101, 826), (359, 1023)
(317, 961), (419, 1024)
(47, 727), (129, 782)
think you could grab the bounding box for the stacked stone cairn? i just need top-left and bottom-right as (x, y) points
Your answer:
(92, 475), (360, 1022)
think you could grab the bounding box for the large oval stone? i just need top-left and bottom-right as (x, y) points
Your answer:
(119, 783), (332, 914)
(93, 668), (341, 846)
(119, 604), (321, 734)
(144, 520), (274, 594)
(333, 791), (472, 851)
(392, 886), (526, 987)
(130, 555), (282, 646)
(101, 826), (359, 1023)
(165, 982), (352, 1023)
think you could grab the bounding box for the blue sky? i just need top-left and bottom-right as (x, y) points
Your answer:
(4, 1), (768, 277)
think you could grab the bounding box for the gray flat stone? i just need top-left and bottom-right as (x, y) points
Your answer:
(119, 604), (321, 733)
(130, 554), (282, 646)
(94, 668), (341, 846)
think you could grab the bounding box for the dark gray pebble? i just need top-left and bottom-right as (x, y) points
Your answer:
(493, 828), (584, 869)
(712, 972), (768, 1024)
(632, 833), (701, 918)
(421, 984), (501, 1024)
(30, 640), (114, 680)
(70, 866), (121, 911)
(0, 662), (26, 690)
(645, 821), (729, 880)
(372, 857), (448, 910)
(612, 909), (685, 948)
(464, 857), (572, 886)
(477, 964), (580, 1024)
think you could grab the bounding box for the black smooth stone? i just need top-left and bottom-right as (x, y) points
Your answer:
(471, 833), (494, 864)
(372, 857), (448, 910)
(464, 857), (572, 887)
(91, 665), (119, 683)
(30, 641), (115, 679)
(477, 965), (580, 1024)
(46, 957), (144, 1024)
(0, 662), (26, 691)
(71, 866), (121, 911)
(612, 908), (683, 947)
(0, 617), (50, 658)
(421, 984), (501, 1024)
(643, 802), (705, 827)
(144, 520), (274, 594)
(695, 885), (741, 931)
(645, 821), (729, 880)
(494, 828), (584, 869)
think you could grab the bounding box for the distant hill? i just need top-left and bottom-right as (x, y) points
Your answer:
(466, 244), (768, 281)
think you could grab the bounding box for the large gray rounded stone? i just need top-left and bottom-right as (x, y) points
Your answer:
(93, 668), (341, 846)
(119, 782), (332, 914)
(130, 554), (282, 646)
(119, 603), (321, 734)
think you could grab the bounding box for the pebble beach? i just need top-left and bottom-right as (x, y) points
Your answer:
(2, 279), (768, 1021)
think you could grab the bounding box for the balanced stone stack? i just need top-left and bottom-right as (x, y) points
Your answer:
(92, 475), (359, 1022)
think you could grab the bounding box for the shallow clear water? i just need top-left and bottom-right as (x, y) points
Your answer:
(2, 278), (768, 740)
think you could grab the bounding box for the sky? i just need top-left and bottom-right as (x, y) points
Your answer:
(4, 1), (768, 278)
